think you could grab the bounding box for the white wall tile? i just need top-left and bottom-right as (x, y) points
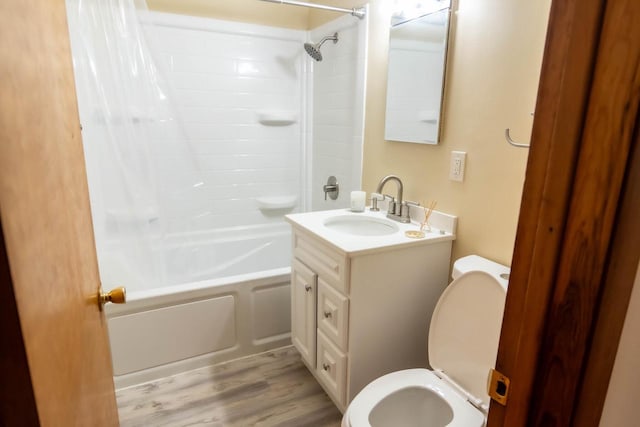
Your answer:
(86, 10), (364, 245)
(310, 13), (366, 211)
(141, 15), (306, 232)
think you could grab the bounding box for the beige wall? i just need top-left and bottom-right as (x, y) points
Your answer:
(307, 0), (364, 28)
(146, 0), (310, 29)
(146, 0), (361, 30)
(354, 0), (550, 266)
(147, 0), (551, 266)
(599, 262), (640, 426)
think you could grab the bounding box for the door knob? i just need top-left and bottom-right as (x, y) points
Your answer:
(98, 286), (126, 310)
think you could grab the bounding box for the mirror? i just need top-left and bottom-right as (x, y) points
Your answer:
(384, 0), (452, 144)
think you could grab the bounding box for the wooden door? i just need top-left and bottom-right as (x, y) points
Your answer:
(0, 1), (119, 426)
(487, 0), (640, 425)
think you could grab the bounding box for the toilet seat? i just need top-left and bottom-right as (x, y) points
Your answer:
(346, 369), (485, 427)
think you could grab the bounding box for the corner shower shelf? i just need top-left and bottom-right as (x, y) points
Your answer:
(257, 195), (298, 211)
(257, 111), (298, 126)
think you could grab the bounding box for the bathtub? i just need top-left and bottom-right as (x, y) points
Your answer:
(105, 224), (293, 389)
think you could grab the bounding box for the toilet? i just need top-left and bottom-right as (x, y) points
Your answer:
(342, 255), (510, 427)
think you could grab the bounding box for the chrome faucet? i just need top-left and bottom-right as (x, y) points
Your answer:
(376, 175), (403, 212)
(373, 175), (418, 223)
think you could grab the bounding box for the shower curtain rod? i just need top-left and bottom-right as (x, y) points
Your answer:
(258, 0), (366, 19)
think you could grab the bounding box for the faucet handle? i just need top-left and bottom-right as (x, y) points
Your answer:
(384, 194), (398, 215)
(369, 193), (383, 211)
(401, 200), (420, 220)
(323, 176), (339, 201)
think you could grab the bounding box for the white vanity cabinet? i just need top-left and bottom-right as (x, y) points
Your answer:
(287, 211), (455, 413)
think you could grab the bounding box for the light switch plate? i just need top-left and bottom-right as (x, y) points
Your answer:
(449, 151), (466, 182)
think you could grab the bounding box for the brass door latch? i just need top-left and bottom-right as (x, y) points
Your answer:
(488, 368), (510, 406)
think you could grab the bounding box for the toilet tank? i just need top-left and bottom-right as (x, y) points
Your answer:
(451, 255), (510, 288)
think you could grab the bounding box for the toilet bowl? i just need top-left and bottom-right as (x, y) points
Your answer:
(342, 255), (510, 427)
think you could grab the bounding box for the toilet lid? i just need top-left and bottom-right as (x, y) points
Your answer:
(428, 271), (507, 407)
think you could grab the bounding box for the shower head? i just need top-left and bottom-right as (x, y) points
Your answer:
(304, 32), (338, 62)
(304, 42), (323, 61)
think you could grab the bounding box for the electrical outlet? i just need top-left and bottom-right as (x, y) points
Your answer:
(449, 151), (466, 182)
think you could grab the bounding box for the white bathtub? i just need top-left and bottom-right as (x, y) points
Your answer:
(105, 225), (293, 389)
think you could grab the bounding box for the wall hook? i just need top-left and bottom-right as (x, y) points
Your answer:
(505, 128), (530, 148)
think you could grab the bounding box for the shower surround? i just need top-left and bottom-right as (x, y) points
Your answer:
(68, 4), (367, 388)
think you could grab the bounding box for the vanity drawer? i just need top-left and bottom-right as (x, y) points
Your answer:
(316, 329), (347, 408)
(293, 230), (349, 293)
(317, 279), (349, 352)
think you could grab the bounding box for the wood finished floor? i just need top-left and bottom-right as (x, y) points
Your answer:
(116, 346), (343, 427)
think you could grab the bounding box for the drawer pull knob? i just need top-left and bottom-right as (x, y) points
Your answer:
(323, 363), (331, 371)
(324, 311), (332, 318)
(304, 284), (312, 292)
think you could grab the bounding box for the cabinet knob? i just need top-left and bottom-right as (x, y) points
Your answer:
(322, 363), (331, 371)
(304, 284), (312, 292)
(323, 311), (332, 319)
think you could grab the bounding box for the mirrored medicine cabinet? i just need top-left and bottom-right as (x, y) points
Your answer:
(384, 0), (453, 145)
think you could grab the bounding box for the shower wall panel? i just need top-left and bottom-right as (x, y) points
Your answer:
(141, 12), (307, 232)
(310, 13), (367, 211)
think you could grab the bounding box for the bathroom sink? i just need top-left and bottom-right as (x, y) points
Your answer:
(286, 208), (457, 255)
(323, 215), (399, 236)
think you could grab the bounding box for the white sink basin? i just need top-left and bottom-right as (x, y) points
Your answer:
(323, 215), (400, 236)
(286, 208), (457, 255)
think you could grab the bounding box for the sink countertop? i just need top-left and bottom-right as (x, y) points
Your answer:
(285, 207), (457, 256)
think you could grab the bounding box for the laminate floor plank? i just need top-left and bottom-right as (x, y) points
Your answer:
(117, 346), (343, 427)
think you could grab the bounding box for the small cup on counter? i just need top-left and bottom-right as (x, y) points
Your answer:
(350, 190), (366, 212)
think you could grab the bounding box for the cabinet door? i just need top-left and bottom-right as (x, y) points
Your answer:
(291, 258), (317, 367)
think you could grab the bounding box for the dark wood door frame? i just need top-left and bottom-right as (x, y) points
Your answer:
(488, 0), (640, 425)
